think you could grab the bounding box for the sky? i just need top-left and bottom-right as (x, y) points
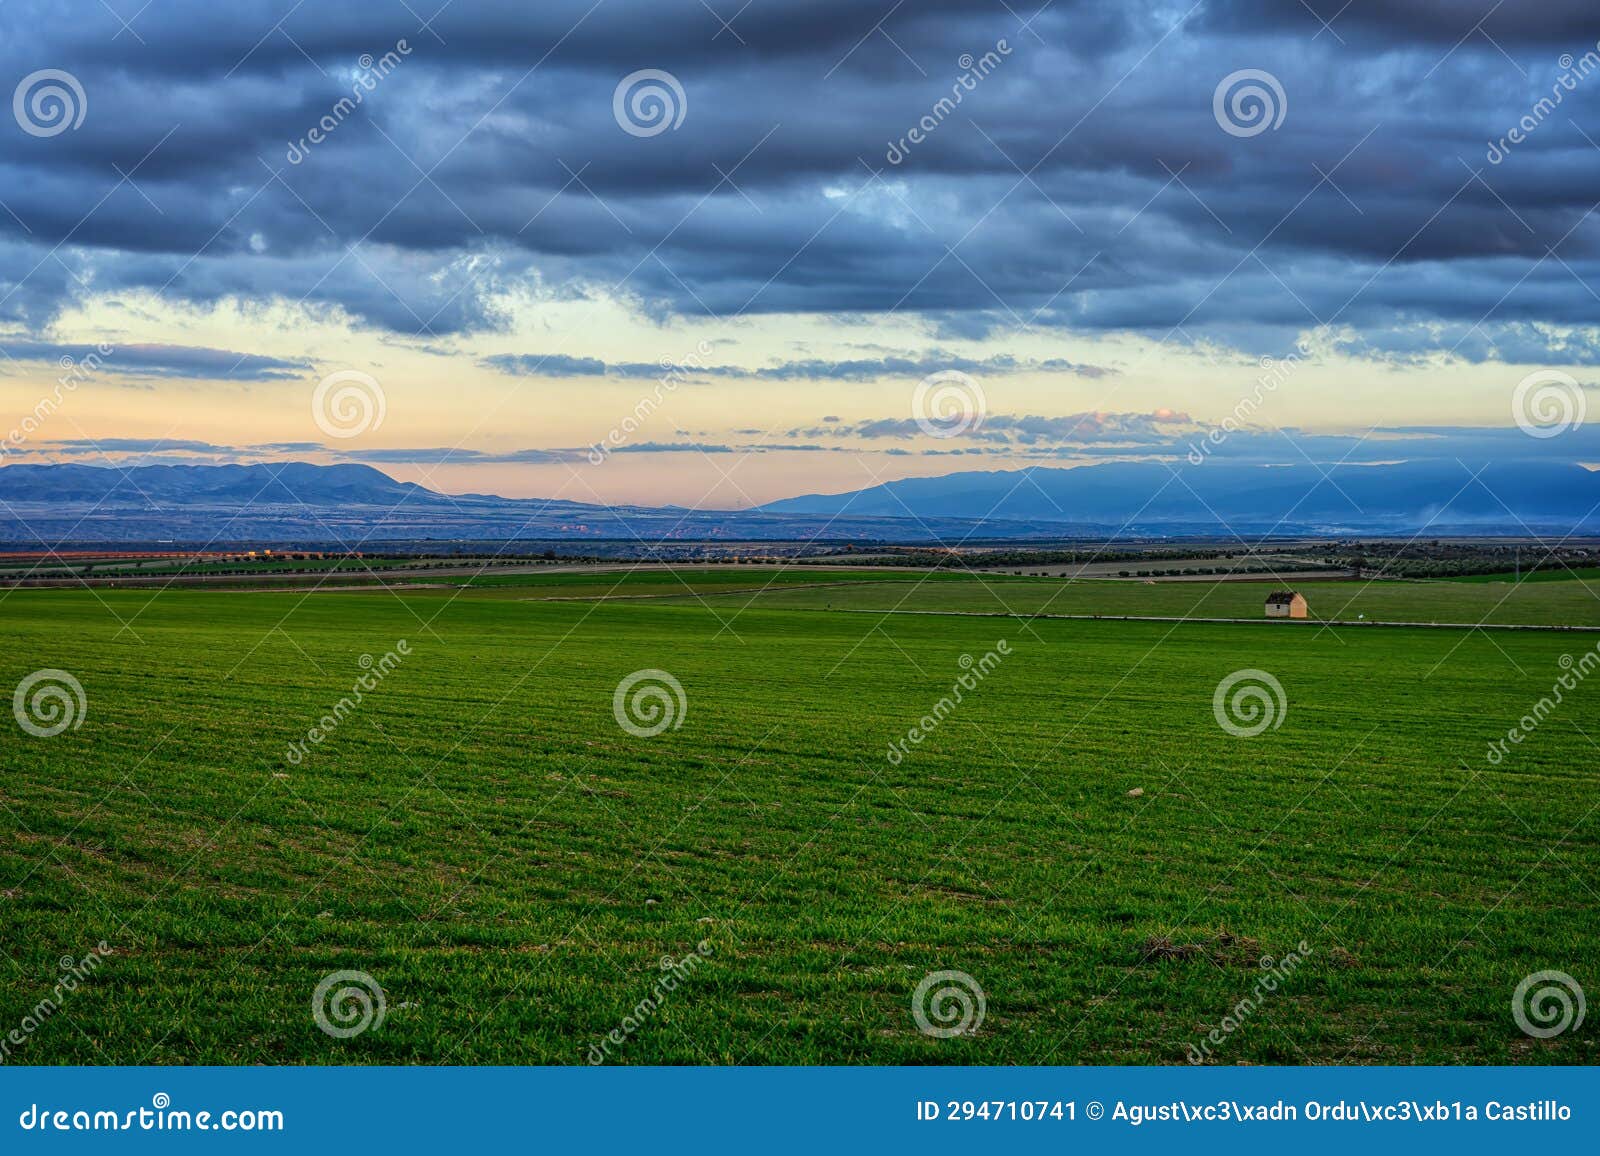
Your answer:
(1, 0), (1597, 508)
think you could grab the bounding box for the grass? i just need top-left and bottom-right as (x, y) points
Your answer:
(1444, 566), (1600, 585)
(648, 570), (1600, 627)
(0, 574), (1596, 1065)
(448, 565), (977, 593)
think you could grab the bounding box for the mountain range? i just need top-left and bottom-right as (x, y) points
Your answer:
(758, 460), (1600, 531)
(0, 459), (1594, 543)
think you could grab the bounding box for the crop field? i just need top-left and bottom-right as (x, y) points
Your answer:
(450, 565), (978, 595)
(1, 573), (1596, 1065)
(645, 570), (1600, 627)
(1445, 566), (1600, 585)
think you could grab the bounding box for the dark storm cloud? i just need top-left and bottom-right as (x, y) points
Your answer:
(481, 353), (731, 379)
(747, 353), (1116, 381)
(480, 349), (1116, 381)
(326, 446), (589, 464)
(1200, 1), (1600, 48)
(9, 438), (590, 465)
(1, 0), (1598, 358)
(482, 354), (610, 377)
(797, 409), (1196, 443)
(19, 437), (240, 456)
(20, 422), (1600, 470)
(0, 339), (310, 381)
(783, 420), (1600, 465)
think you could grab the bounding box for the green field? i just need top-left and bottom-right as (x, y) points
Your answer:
(643, 570), (1600, 627)
(449, 565), (977, 595)
(1, 573), (1596, 1065)
(436, 564), (1600, 627)
(1445, 566), (1600, 585)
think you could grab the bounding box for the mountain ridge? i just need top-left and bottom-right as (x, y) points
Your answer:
(0, 459), (1595, 540)
(757, 460), (1600, 529)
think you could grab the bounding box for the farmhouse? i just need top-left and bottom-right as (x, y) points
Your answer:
(1264, 591), (1308, 619)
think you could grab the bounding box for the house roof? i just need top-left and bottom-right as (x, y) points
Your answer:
(1264, 591), (1302, 604)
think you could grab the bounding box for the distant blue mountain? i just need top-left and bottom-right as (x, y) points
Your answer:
(758, 460), (1600, 532)
(0, 461), (433, 506)
(0, 461), (1069, 542)
(0, 459), (1594, 542)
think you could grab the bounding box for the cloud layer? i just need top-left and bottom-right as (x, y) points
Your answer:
(1, 0), (1597, 363)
